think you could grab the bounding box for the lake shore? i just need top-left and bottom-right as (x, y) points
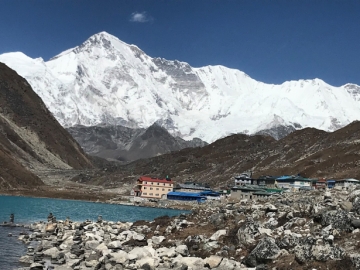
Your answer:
(10, 186), (360, 270)
(0, 186), (197, 211)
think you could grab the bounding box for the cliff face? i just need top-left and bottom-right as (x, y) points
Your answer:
(67, 123), (207, 162)
(0, 63), (93, 189)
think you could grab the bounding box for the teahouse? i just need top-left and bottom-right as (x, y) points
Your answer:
(275, 175), (312, 190)
(133, 176), (174, 199)
(336, 178), (360, 188)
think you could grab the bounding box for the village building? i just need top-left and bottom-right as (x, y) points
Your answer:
(313, 178), (327, 189)
(254, 175), (277, 188)
(275, 175), (312, 190)
(230, 186), (273, 200)
(234, 172), (253, 185)
(133, 176), (174, 199)
(336, 178), (360, 188)
(326, 179), (336, 188)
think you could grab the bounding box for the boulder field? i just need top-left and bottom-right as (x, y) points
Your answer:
(15, 186), (360, 269)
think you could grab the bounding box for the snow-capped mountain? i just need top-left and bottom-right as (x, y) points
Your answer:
(1, 31), (360, 143)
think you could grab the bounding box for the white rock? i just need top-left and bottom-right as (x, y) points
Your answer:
(107, 240), (122, 249)
(258, 228), (272, 236)
(95, 242), (109, 252)
(133, 233), (145, 241)
(128, 246), (153, 260)
(204, 255), (223, 268)
(157, 247), (176, 258)
(175, 245), (189, 256)
(85, 240), (100, 250)
(151, 236), (165, 245)
(173, 256), (205, 269)
(43, 246), (60, 259)
(135, 257), (160, 270)
(210, 229), (227, 241)
(109, 250), (129, 264)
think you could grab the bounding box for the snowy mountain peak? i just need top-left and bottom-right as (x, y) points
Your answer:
(1, 32), (360, 143)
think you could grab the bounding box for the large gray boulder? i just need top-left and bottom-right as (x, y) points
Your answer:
(352, 197), (360, 214)
(209, 213), (226, 228)
(321, 210), (352, 232)
(237, 217), (260, 246)
(294, 236), (345, 264)
(244, 237), (280, 267)
(351, 219), (360, 229)
(276, 234), (300, 250)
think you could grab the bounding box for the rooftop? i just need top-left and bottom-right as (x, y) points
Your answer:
(138, 176), (174, 184)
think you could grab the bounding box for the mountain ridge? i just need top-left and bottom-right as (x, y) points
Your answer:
(66, 123), (207, 162)
(1, 31), (360, 142)
(0, 63), (93, 189)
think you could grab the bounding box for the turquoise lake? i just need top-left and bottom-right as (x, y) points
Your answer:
(0, 195), (189, 269)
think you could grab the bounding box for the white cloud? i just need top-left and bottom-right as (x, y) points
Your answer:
(130, 12), (153, 23)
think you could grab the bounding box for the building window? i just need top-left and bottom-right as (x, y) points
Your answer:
(156, 188), (159, 190)
(157, 183), (159, 185)
(162, 188), (165, 191)
(149, 193), (153, 195)
(150, 187), (153, 190)
(144, 181), (147, 184)
(155, 194), (159, 196)
(163, 183), (165, 186)
(143, 193), (147, 195)
(143, 187), (147, 189)
(168, 189), (171, 191)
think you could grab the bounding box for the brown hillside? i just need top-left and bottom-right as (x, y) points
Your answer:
(0, 63), (93, 189)
(73, 121), (360, 190)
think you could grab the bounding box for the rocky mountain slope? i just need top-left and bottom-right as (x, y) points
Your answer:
(1, 32), (360, 143)
(67, 123), (207, 162)
(73, 120), (360, 190)
(0, 63), (93, 189)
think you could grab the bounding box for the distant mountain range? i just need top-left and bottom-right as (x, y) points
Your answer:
(67, 123), (207, 162)
(74, 120), (360, 190)
(1, 31), (360, 143)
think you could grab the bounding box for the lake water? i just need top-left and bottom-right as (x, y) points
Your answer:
(0, 195), (188, 269)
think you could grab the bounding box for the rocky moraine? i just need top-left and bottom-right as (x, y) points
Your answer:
(11, 184), (360, 270)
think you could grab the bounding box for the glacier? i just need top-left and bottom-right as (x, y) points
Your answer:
(1, 31), (360, 143)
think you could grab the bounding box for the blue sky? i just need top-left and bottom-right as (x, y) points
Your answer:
(0, 0), (359, 86)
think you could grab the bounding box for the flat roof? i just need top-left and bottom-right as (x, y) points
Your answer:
(138, 176), (174, 184)
(167, 191), (205, 197)
(337, 179), (359, 182)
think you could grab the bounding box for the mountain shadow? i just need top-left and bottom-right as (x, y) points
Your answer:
(0, 63), (93, 189)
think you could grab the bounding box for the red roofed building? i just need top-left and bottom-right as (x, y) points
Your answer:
(133, 176), (174, 199)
